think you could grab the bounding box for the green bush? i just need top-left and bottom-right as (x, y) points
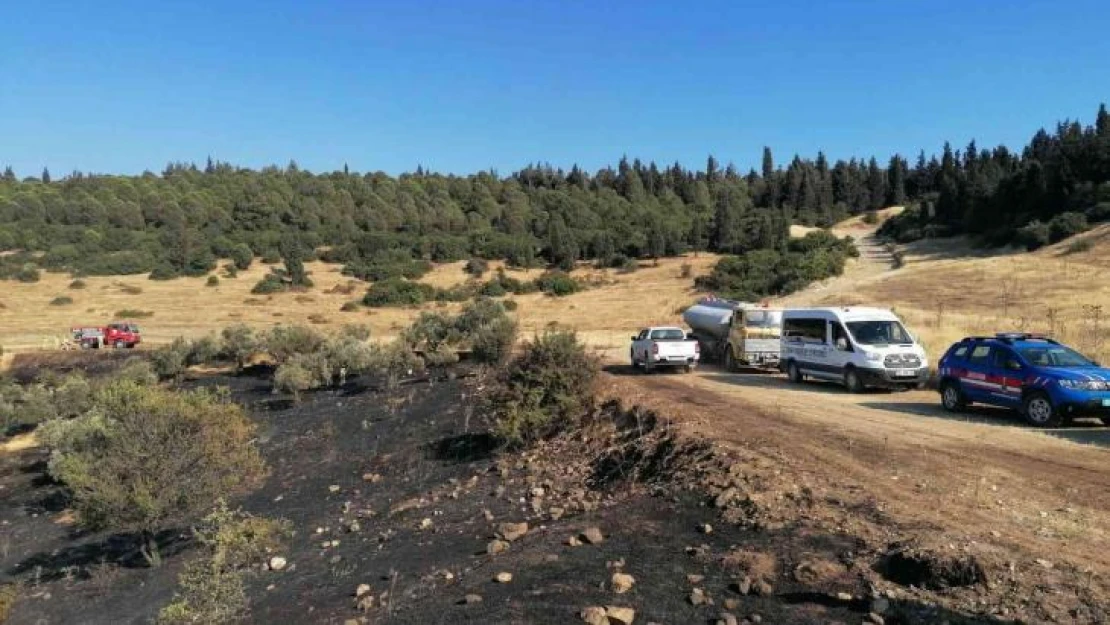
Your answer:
(149, 263), (178, 280)
(229, 243), (254, 271)
(50, 295), (74, 306)
(404, 312), (458, 352)
(16, 263), (40, 283)
(464, 257), (489, 278)
(363, 277), (435, 307)
(41, 381), (267, 567)
(250, 274), (285, 294)
(188, 335), (221, 366)
(115, 308), (154, 318)
(862, 211), (879, 225)
(150, 338), (192, 380)
(535, 270), (580, 296)
(265, 324), (326, 364)
(221, 324), (259, 371)
(503, 299), (518, 312)
(1065, 238), (1093, 254)
(260, 251), (281, 264)
(1015, 220), (1050, 250)
(483, 329), (598, 446)
(272, 359), (315, 401)
(206, 275), (220, 287)
(695, 231), (855, 300)
(340, 300), (360, 312)
(69, 279), (88, 289)
(116, 358), (159, 386)
(1048, 211), (1088, 243)
(370, 340), (424, 389)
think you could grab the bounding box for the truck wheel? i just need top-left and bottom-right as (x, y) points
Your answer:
(940, 380), (966, 412)
(723, 349), (736, 372)
(787, 361), (803, 383)
(630, 349), (639, 370)
(113, 341), (124, 349)
(684, 365), (692, 374)
(844, 368), (864, 393)
(1023, 392), (1062, 428)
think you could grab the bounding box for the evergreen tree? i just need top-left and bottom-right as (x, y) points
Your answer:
(41, 167), (51, 184)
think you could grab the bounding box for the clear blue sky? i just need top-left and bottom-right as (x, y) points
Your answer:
(2, 0), (1108, 177)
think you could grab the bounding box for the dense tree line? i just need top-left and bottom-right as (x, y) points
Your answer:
(0, 149), (901, 282)
(880, 104), (1110, 246)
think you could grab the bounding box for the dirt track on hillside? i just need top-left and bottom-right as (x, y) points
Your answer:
(602, 367), (1110, 586)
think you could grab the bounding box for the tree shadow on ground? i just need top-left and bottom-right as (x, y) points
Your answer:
(426, 432), (499, 464)
(8, 529), (192, 582)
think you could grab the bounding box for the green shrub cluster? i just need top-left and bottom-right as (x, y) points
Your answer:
(482, 329), (598, 446)
(695, 230), (857, 300)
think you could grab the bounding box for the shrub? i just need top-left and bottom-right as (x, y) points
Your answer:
(150, 338), (192, 380)
(535, 270), (580, 296)
(479, 278), (507, 297)
(363, 277), (435, 307)
(370, 340), (424, 389)
(115, 308), (154, 318)
(16, 263), (40, 283)
(41, 382), (267, 566)
(159, 502), (289, 625)
(116, 358), (159, 386)
(403, 312), (459, 352)
(50, 295), (74, 306)
(221, 264), (238, 279)
(260, 251), (281, 264)
(1047, 211), (1088, 243)
(340, 301), (360, 312)
(221, 324), (258, 371)
(502, 299), (518, 312)
(229, 243), (254, 271)
(1015, 220), (1050, 250)
(337, 323), (372, 342)
(680, 262), (693, 279)
(265, 324), (325, 364)
(1065, 238), (1093, 255)
(250, 274), (285, 294)
(862, 211), (879, 225)
(69, 279), (87, 289)
(206, 275), (220, 287)
(464, 257), (489, 278)
(188, 335), (221, 366)
(149, 263), (178, 280)
(272, 360), (314, 401)
(119, 283), (143, 295)
(616, 256), (639, 274)
(483, 329), (598, 446)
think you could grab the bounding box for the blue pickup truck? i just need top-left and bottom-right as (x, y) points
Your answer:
(937, 333), (1110, 427)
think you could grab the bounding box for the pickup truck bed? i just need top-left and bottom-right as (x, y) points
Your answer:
(631, 327), (700, 372)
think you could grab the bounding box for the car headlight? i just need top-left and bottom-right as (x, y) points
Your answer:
(865, 352), (883, 362)
(1058, 379), (1109, 391)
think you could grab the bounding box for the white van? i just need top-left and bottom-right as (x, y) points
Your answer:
(780, 307), (928, 391)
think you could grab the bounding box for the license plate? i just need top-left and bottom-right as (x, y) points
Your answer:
(893, 369), (916, 377)
(1102, 399), (1110, 407)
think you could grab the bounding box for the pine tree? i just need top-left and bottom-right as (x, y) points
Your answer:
(1097, 103), (1110, 137)
(41, 167), (51, 184)
(1, 166), (15, 182)
(886, 155), (907, 206)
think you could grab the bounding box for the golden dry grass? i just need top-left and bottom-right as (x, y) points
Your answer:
(0, 255), (719, 354)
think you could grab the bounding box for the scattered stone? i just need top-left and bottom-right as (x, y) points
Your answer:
(362, 472), (383, 483)
(870, 597), (890, 615)
(867, 613), (885, 625)
(714, 487), (739, 508)
(699, 523), (714, 534)
(330, 555), (343, 564)
(544, 554), (560, 563)
(268, 556), (287, 571)
(607, 558), (626, 570)
(580, 606), (608, 625)
(329, 485), (341, 493)
(749, 615), (763, 624)
(354, 593), (374, 612)
(355, 584), (372, 597)
(835, 592), (854, 602)
(419, 518), (433, 530)
(716, 613), (738, 625)
(606, 605), (636, 624)
(482, 509), (495, 522)
(347, 520), (361, 533)
(1035, 558), (1054, 569)
(753, 580), (773, 596)
(530, 486), (546, 498)
(689, 587), (708, 605)
(611, 572), (636, 594)
(567, 536), (583, 547)
(582, 527), (605, 544)
(331, 540), (340, 547)
(494, 572), (513, 583)
(732, 576), (752, 595)
(723, 598), (740, 610)
(687, 573), (705, 584)
(549, 506), (565, 520)
(487, 539), (510, 555)
(460, 593), (483, 605)
(498, 522), (529, 542)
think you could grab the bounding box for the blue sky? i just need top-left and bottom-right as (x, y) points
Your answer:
(2, 0), (1108, 177)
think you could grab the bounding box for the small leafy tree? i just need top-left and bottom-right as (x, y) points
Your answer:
(371, 340), (424, 389)
(265, 324), (325, 364)
(229, 243), (253, 271)
(150, 338), (191, 380)
(272, 360), (313, 402)
(220, 324), (258, 371)
(42, 382), (267, 566)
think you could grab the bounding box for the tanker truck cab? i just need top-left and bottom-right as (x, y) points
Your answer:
(781, 307), (928, 392)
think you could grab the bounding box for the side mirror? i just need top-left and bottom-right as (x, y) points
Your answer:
(631, 336), (638, 342)
(835, 337), (848, 351)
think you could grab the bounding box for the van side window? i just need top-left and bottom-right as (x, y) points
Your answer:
(783, 318), (826, 344)
(831, 323), (852, 351)
(968, 344), (992, 364)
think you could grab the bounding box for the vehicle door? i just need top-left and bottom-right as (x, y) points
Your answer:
(632, 329), (649, 361)
(961, 342), (995, 403)
(827, 320), (855, 377)
(988, 346), (1025, 407)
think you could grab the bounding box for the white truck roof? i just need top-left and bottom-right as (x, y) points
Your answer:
(782, 307), (902, 322)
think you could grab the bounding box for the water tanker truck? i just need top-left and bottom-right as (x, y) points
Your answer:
(682, 297), (783, 371)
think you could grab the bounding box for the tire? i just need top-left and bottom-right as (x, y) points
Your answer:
(1101, 416), (1110, 427)
(684, 365), (692, 374)
(1023, 392), (1063, 428)
(940, 380), (967, 412)
(787, 361), (803, 383)
(844, 367), (864, 393)
(724, 349), (736, 372)
(113, 340), (124, 349)
(630, 349), (639, 370)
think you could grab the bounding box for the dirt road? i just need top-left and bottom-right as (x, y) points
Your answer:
(603, 364), (1110, 583)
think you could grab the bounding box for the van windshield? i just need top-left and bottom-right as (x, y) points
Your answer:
(847, 320), (912, 346)
(744, 310), (782, 328)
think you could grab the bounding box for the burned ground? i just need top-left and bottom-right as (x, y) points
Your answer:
(0, 366), (1081, 624)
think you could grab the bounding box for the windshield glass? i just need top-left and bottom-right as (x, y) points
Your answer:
(1018, 345), (1094, 367)
(846, 320), (912, 346)
(650, 329), (686, 340)
(744, 310), (782, 328)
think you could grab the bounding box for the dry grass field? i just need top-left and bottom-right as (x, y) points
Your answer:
(0, 255), (720, 354)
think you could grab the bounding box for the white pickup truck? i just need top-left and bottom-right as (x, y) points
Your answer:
(630, 326), (700, 373)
